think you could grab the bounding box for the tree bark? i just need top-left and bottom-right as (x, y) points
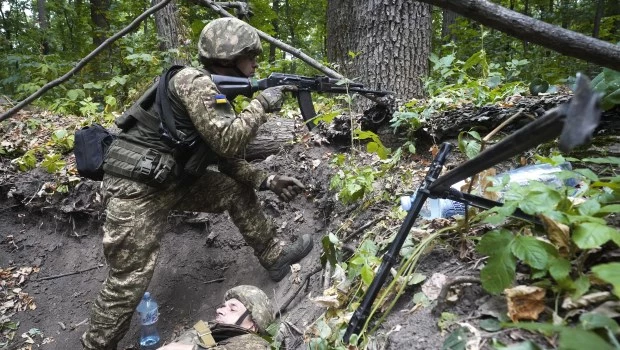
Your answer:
(241, 118), (297, 160)
(89, 0), (111, 47)
(441, 9), (458, 42)
(151, 0), (187, 65)
(592, 0), (604, 38)
(269, 0), (281, 64)
(415, 0), (620, 71)
(327, 0), (432, 106)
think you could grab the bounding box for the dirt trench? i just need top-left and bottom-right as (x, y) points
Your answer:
(0, 143), (344, 350)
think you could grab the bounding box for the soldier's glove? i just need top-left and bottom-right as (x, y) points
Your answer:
(255, 85), (298, 113)
(264, 175), (305, 202)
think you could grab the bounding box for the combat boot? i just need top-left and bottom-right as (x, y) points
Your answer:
(260, 234), (313, 282)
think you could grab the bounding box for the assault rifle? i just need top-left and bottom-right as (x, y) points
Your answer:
(212, 73), (392, 130)
(342, 73), (602, 343)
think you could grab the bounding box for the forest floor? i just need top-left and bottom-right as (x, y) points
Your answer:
(0, 98), (617, 350)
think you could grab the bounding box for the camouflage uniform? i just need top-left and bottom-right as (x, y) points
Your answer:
(82, 18), (305, 350)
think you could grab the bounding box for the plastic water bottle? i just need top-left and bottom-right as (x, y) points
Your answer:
(136, 292), (160, 350)
(493, 163), (577, 188)
(400, 192), (466, 219)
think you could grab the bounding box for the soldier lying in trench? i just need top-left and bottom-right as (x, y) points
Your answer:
(159, 285), (274, 350)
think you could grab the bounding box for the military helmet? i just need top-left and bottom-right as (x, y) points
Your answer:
(224, 285), (274, 333)
(198, 17), (262, 62)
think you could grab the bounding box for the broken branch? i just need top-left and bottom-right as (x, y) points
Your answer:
(432, 275), (481, 316)
(35, 265), (103, 281)
(276, 266), (323, 315)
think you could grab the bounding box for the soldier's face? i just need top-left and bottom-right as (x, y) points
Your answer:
(235, 55), (258, 77)
(215, 298), (252, 328)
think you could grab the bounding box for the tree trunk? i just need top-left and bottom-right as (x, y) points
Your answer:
(89, 0), (111, 47)
(416, 0), (620, 71)
(592, 0), (604, 38)
(441, 9), (458, 42)
(327, 0), (432, 107)
(151, 0), (186, 65)
(269, 0), (281, 64)
(611, 0), (620, 36)
(37, 0), (50, 54)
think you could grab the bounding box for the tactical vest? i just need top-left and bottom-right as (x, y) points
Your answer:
(103, 66), (218, 186)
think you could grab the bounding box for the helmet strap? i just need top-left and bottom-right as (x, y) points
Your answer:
(235, 309), (251, 327)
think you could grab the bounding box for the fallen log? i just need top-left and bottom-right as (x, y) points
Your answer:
(241, 118), (298, 161)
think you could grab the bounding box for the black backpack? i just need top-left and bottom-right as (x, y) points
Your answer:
(73, 123), (117, 180)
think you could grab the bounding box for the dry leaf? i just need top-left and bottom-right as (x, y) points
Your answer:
(539, 214), (571, 257)
(504, 285), (546, 322)
(429, 144), (439, 158)
(289, 264), (301, 284)
(561, 291), (611, 310)
(309, 286), (341, 308)
(421, 273), (447, 301)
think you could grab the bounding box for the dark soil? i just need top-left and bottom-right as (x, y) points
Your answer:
(2, 98), (617, 350)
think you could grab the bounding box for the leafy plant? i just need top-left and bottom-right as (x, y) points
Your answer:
(457, 130), (483, 159)
(591, 68), (620, 110)
(41, 153), (66, 174)
(50, 129), (75, 153)
(329, 154), (381, 204)
(11, 150), (37, 172)
(476, 156), (619, 300)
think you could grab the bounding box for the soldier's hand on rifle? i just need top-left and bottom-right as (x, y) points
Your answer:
(265, 174), (305, 201)
(256, 85), (297, 113)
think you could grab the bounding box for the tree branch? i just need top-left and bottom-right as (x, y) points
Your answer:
(416, 0), (620, 71)
(0, 0), (173, 122)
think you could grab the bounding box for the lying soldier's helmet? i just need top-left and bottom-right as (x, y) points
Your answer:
(224, 285), (274, 334)
(198, 17), (262, 62)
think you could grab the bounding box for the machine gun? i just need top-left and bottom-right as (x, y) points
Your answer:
(342, 73), (602, 343)
(212, 73), (392, 130)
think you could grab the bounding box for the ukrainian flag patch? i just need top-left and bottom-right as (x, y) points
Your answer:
(214, 94), (227, 104)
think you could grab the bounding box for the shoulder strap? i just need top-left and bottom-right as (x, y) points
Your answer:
(156, 65), (186, 143)
(193, 320), (217, 348)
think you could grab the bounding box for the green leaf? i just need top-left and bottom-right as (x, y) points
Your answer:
(480, 253), (517, 294)
(66, 89), (83, 100)
(477, 229), (514, 256)
(360, 264), (374, 286)
(510, 236), (550, 270)
(592, 263), (620, 297)
(462, 51), (484, 71)
(599, 204), (620, 214)
(579, 312), (619, 333)
(581, 157), (620, 165)
(442, 326), (468, 350)
(321, 235), (337, 267)
(578, 199), (601, 216)
(558, 328), (614, 350)
(479, 318), (502, 332)
(574, 168), (599, 181)
(548, 257), (571, 280)
(573, 222), (618, 249)
(493, 340), (542, 350)
(316, 318), (331, 339)
(573, 275), (591, 299)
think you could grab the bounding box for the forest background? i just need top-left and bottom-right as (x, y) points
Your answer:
(1, 0), (620, 349)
